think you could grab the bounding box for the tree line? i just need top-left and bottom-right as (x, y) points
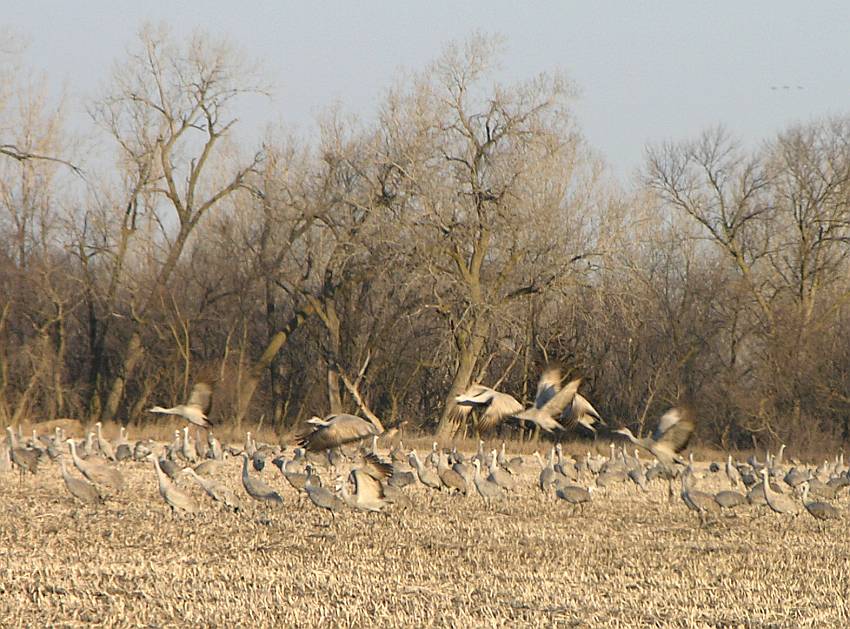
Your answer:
(2, 27), (849, 449)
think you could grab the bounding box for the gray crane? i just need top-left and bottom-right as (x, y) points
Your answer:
(240, 453), (283, 504)
(680, 469), (721, 524)
(408, 450), (442, 491)
(94, 422), (116, 461)
(181, 426), (198, 463)
(555, 485), (593, 514)
(725, 455), (741, 488)
(714, 490), (746, 510)
(487, 449), (517, 490)
(614, 407), (695, 467)
(304, 466), (346, 521)
(341, 468), (389, 512)
(66, 439), (125, 492)
(561, 391), (606, 435)
(183, 468), (243, 512)
(512, 369), (583, 433)
(272, 456), (308, 494)
(298, 414), (381, 452)
(453, 384), (523, 434)
(760, 468), (800, 516)
(59, 458), (103, 506)
(148, 382), (213, 428)
(150, 456), (199, 517)
(498, 443), (523, 475)
(436, 451), (467, 494)
(471, 459), (503, 501)
(535, 449), (557, 493)
(800, 481), (840, 521)
(6, 427), (41, 480)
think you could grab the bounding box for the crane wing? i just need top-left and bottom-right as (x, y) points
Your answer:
(476, 391), (524, 433)
(533, 368), (562, 409)
(653, 407), (695, 454)
(540, 378), (581, 418)
(351, 468), (385, 502)
(187, 383), (213, 414)
(298, 414), (378, 452)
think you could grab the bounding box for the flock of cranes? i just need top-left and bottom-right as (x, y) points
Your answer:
(2, 369), (848, 528)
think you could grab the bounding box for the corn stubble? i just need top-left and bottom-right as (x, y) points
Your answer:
(1, 458), (848, 627)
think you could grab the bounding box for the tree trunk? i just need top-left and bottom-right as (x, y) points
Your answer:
(436, 317), (488, 436)
(100, 330), (144, 422)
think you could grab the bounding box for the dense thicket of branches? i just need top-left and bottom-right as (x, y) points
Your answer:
(2, 29), (849, 448)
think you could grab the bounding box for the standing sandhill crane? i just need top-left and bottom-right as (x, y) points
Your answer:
(714, 490), (746, 510)
(272, 456), (308, 494)
(94, 422), (116, 461)
(760, 468), (800, 516)
(614, 407), (696, 468)
(304, 466), (346, 521)
(427, 442), (440, 469)
(66, 440), (125, 492)
(341, 468), (390, 512)
(680, 469), (721, 525)
(561, 392), (606, 435)
(436, 451), (467, 495)
(800, 482), (840, 521)
(6, 427), (41, 480)
(114, 427), (132, 461)
(59, 458), (103, 506)
(150, 456), (198, 517)
(207, 431), (223, 460)
(725, 455), (741, 488)
(555, 485), (593, 514)
(453, 384), (524, 434)
(183, 468), (243, 512)
(240, 454), (283, 504)
(498, 443), (523, 475)
(471, 459), (503, 501)
(148, 382), (213, 428)
(512, 369), (583, 433)
(487, 450), (517, 490)
(535, 449), (557, 493)
(298, 414), (381, 452)
(181, 426), (198, 463)
(408, 450), (442, 491)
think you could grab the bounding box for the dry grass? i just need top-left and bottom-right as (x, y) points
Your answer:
(2, 444), (849, 628)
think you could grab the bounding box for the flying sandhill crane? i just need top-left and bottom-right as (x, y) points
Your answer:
(512, 369), (583, 433)
(94, 422), (116, 461)
(148, 382), (213, 428)
(6, 427), (41, 480)
(59, 458), (103, 506)
(408, 450), (442, 491)
(453, 384), (524, 434)
(471, 459), (503, 501)
(760, 468), (800, 516)
(304, 466), (346, 521)
(150, 456), (198, 517)
(183, 468), (243, 512)
(561, 391), (606, 435)
(340, 468), (390, 512)
(555, 485), (593, 514)
(800, 482), (840, 521)
(614, 407), (696, 468)
(298, 414), (381, 452)
(66, 440), (125, 492)
(240, 453), (283, 504)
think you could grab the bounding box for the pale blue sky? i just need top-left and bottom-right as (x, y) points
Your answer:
(7, 1), (850, 180)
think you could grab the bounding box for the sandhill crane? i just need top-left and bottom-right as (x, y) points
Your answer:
(512, 369), (582, 432)
(554, 445), (577, 481)
(192, 459), (221, 476)
(181, 426), (198, 463)
(436, 451), (467, 495)
(66, 440), (125, 492)
(148, 382), (213, 428)
(207, 431), (223, 460)
(183, 468), (243, 512)
(150, 456), (198, 516)
(561, 392), (606, 435)
(498, 443), (523, 475)
(805, 477), (836, 500)
(714, 490), (746, 510)
(487, 449), (516, 490)
(614, 407), (695, 468)
(760, 468), (800, 516)
(94, 422), (116, 461)
(800, 482), (840, 521)
(596, 470), (628, 487)
(115, 427), (132, 461)
(555, 485), (593, 514)
(272, 456), (308, 494)
(304, 466), (346, 521)
(158, 457), (182, 481)
(6, 427), (41, 480)
(426, 442), (440, 469)
(240, 454), (283, 504)
(784, 467), (807, 488)
(341, 468), (389, 512)
(298, 414), (381, 452)
(471, 459), (503, 501)
(408, 450), (442, 491)
(535, 449), (556, 492)
(725, 455), (741, 487)
(680, 469), (721, 524)
(453, 384), (523, 434)
(59, 458), (103, 506)
(388, 465), (416, 488)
